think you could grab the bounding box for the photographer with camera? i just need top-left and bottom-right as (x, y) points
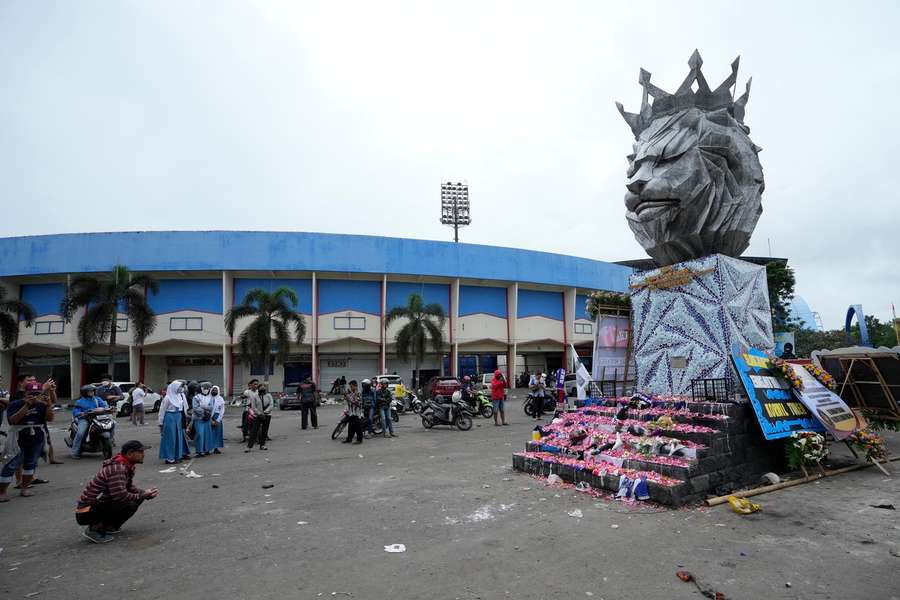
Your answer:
(0, 382), (54, 501)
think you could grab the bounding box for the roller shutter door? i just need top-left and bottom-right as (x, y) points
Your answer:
(319, 355), (379, 390)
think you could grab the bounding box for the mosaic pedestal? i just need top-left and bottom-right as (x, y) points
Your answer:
(630, 254), (774, 395)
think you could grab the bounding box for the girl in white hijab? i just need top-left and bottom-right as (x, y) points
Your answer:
(210, 385), (225, 453)
(158, 381), (190, 464)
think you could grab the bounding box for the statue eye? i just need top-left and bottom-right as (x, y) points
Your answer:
(627, 153), (636, 162)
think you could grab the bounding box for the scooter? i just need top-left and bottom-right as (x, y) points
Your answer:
(468, 389), (494, 419)
(64, 410), (116, 459)
(332, 409), (386, 439)
(394, 391), (419, 415)
(523, 390), (556, 417)
(421, 394), (473, 431)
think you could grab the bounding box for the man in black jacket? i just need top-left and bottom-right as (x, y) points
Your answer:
(299, 376), (318, 430)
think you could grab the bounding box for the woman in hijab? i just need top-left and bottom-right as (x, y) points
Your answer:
(191, 382), (214, 457)
(210, 385), (225, 454)
(158, 381), (190, 464)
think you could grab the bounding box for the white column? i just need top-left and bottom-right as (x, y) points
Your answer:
(507, 283), (518, 382)
(564, 287), (577, 370)
(380, 274), (387, 373)
(128, 346), (141, 383)
(69, 347), (83, 395)
(222, 344), (232, 396)
(311, 272), (318, 385)
(450, 278), (460, 376)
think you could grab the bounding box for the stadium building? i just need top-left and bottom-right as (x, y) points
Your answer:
(0, 232), (631, 397)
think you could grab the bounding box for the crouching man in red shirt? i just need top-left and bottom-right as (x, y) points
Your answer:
(75, 440), (159, 544)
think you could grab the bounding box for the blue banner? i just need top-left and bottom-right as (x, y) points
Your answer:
(730, 344), (823, 440)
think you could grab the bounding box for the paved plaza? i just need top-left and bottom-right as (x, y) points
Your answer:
(1, 401), (897, 600)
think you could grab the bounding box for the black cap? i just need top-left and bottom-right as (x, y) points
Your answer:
(120, 440), (146, 454)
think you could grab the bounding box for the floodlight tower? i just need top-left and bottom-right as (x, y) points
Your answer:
(440, 181), (471, 243)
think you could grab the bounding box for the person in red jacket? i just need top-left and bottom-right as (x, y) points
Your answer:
(74, 440), (159, 544)
(490, 369), (509, 426)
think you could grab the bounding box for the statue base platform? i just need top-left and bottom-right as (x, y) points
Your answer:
(629, 254), (774, 396)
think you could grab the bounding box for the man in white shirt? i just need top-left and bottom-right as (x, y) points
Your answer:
(130, 383), (146, 426)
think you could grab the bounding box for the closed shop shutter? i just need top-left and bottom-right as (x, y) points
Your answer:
(319, 355), (379, 391)
(167, 357), (224, 386)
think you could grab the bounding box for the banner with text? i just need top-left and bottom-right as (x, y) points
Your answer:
(793, 367), (864, 440)
(730, 344), (823, 440)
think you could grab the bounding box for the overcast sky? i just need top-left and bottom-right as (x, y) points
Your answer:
(1, 1), (897, 329)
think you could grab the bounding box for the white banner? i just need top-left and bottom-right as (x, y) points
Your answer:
(793, 366), (864, 440)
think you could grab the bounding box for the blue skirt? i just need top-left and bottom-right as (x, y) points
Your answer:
(211, 420), (224, 448)
(192, 417), (213, 455)
(159, 411), (189, 462)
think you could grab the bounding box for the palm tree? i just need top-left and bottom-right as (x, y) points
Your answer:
(224, 287), (306, 384)
(385, 293), (446, 390)
(0, 286), (36, 349)
(60, 265), (159, 378)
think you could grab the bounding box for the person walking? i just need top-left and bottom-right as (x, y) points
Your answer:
(245, 384), (272, 451)
(491, 369), (508, 426)
(298, 376), (318, 430)
(158, 381), (190, 464)
(376, 379), (396, 437)
(75, 440), (159, 543)
(0, 383), (53, 501)
(191, 382), (214, 457)
(210, 385), (225, 454)
(342, 380), (364, 444)
(130, 383), (146, 426)
(240, 379), (260, 443)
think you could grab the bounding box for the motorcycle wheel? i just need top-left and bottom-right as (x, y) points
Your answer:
(523, 400), (535, 417)
(153, 399), (161, 413)
(421, 415), (434, 429)
(455, 414), (473, 431)
(331, 421), (346, 440)
(480, 405), (494, 419)
(391, 409), (399, 423)
(413, 402), (422, 414)
(121, 403), (132, 417)
(101, 437), (113, 460)
(372, 419), (385, 435)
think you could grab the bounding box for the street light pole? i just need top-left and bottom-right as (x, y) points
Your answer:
(441, 181), (471, 243)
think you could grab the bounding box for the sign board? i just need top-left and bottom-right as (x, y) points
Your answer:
(793, 367), (864, 440)
(591, 314), (633, 382)
(730, 344), (823, 440)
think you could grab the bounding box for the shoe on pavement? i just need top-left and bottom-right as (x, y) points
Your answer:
(390, 433), (398, 437)
(82, 527), (114, 544)
(213, 449), (221, 454)
(259, 446), (268, 451)
(342, 440), (352, 444)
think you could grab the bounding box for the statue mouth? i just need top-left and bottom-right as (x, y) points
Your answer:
(633, 199), (679, 218)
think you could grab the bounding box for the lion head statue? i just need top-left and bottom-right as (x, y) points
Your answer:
(617, 51), (764, 266)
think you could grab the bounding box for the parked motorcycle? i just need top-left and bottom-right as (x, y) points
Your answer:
(64, 411), (116, 459)
(523, 391), (556, 417)
(394, 391), (419, 415)
(467, 389), (494, 419)
(421, 395), (473, 431)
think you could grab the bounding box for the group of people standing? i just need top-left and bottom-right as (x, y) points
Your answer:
(340, 377), (397, 444)
(157, 380), (225, 464)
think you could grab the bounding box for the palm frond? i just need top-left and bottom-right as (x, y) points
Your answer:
(423, 318), (445, 353)
(129, 274), (160, 296)
(123, 288), (157, 344)
(240, 288), (269, 308)
(0, 298), (36, 326)
(77, 303), (114, 347)
(271, 318), (291, 364)
(384, 306), (410, 327)
(224, 304), (260, 336)
(0, 312), (19, 349)
(60, 276), (103, 320)
(422, 303), (447, 327)
(272, 286), (298, 308)
(394, 324), (415, 362)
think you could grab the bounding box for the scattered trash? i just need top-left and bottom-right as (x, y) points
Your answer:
(676, 570), (728, 599)
(297, 521), (309, 525)
(575, 481), (592, 492)
(482, 484), (491, 489)
(547, 474), (562, 485)
(610, 524), (619, 529)
(211, 484), (219, 489)
(24, 592), (42, 598)
(383, 544), (406, 553)
(727, 496), (761, 515)
(870, 504), (895, 510)
(158, 467), (177, 473)
(760, 472), (781, 485)
(183, 470), (203, 478)
(262, 484), (275, 489)
(785, 582), (792, 588)
(265, 501), (274, 504)
(502, 477), (511, 481)
(567, 509), (583, 518)
(358, 454), (364, 459)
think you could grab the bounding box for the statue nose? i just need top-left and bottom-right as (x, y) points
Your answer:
(626, 179), (647, 195)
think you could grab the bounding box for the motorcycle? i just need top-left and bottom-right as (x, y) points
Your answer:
(332, 408), (387, 440)
(394, 391), (419, 415)
(64, 410), (116, 459)
(523, 391), (556, 417)
(466, 389), (494, 419)
(421, 395), (473, 431)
